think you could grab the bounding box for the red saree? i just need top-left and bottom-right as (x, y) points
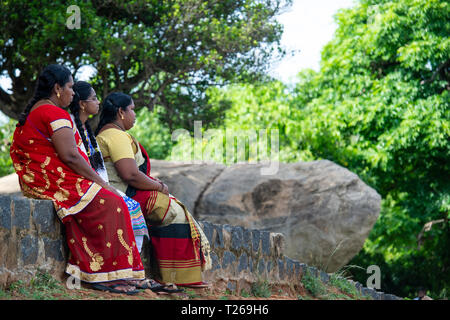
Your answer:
(10, 104), (145, 282)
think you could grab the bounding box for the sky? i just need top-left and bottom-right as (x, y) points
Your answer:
(0, 0), (356, 122)
(269, 0), (356, 83)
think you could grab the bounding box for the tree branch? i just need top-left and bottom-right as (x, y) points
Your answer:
(420, 59), (450, 85)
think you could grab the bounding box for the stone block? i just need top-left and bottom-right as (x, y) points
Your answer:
(257, 258), (266, 276)
(227, 281), (236, 292)
(200, 220), (214, 245)
(213, 224), (224, 249)
(271, 233), (286, 258)
(33, 200), (56, 234)
(230, 226), (244, 251)
(242, 228), (251, 252)
(222, 225), (232, 249)
(12, 197), (31, 230)
(353, 281), (363, 293)
(384, 293), (401, 300)
(43, 238), (65, 262)
(320, 270), (330, 284)
(261, 231), (270, 256)
(210, 252), (220, 271)
(278, 259), (285, 279)
(0, 197), (11, 229)
(285, 257), (295, 277)
(307, 266), (318, 277)
(238, 253), (248, 273)
(251, 229), (260, 253)
(266, 260), (272, 273)
(361, 286), (378, 300)
(222, 251), (236, 270)
(20, 235), (38, 265)
(293, 261), (302, 277)
(298, 263), (308, 276)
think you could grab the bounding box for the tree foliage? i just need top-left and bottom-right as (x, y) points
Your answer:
(208, 0), (449, 298)
(0, 0), (291, 131)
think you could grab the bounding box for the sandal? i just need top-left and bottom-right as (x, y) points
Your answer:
(151, 283), (184, 294)
(91, 283), (140, 295)
(179, 281), (210, 288)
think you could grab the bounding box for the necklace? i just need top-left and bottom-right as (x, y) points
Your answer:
(45, 98), (59, 107)
(111, 122), (125, 131)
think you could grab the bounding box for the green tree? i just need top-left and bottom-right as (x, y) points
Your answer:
(0, 119), (16, 177)
(209, 0), (449, 298)
(0, 0), (291, 132)
(290, 0), (449, 298)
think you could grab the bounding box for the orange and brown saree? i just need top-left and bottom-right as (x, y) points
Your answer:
(127, 142), (212, 286)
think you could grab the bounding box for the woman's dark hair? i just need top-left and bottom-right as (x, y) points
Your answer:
(17, 64), (72, 126)
(95, 92), (133, 136)
(68, 81), (104, 171)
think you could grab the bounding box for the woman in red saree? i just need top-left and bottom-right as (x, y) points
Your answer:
(95, 92), (211, 288)
(9, 64), (145, 294)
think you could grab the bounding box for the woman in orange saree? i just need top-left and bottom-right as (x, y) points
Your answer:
(95, 92), (211, 288)
(9, 64), (145, 294)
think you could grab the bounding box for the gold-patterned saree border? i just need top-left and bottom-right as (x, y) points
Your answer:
(66, 263), (145, 283)
(56, 182), (102, 220)
(50, 119), (72, 132)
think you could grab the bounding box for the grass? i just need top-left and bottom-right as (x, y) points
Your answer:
(1, 271), (80, 300)
(299, 266), (374, 300)
(301, 269), (328, 298)
(328, 273), (362, 299)
(251, 280), (272, 298)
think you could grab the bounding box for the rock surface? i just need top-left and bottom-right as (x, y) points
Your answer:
(192, 160), (381, 272)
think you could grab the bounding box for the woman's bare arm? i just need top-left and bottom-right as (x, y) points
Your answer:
(114, 158), (169, 194)
(51, 127), (121, 196)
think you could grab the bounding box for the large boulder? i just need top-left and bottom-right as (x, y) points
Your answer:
(147, 159), (225, 214)
(193, 160), (381, 272)
(0, 159), (381, 272)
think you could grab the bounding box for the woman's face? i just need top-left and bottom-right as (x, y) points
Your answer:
(81, 89), (100, 116)
(122, 100), (136, 131)
(59, 76), (75, 108)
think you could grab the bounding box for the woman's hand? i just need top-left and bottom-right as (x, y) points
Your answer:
(102, 183), (122, 198)
(158, 181), (169, 195)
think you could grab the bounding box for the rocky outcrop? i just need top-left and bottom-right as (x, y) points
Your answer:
(153, 160), (381, 273)
(0, 159), (381, 273)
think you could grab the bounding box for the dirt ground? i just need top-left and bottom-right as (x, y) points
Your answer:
(0, 272), (361, 300)
(48, 278), (354, 301)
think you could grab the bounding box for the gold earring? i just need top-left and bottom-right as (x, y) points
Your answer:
(121, 115), (124, 120)
(57, 92), (61, 99)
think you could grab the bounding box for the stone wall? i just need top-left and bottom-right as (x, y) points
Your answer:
(0, 195), (401, 300)
(0, 195), (67, 285)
